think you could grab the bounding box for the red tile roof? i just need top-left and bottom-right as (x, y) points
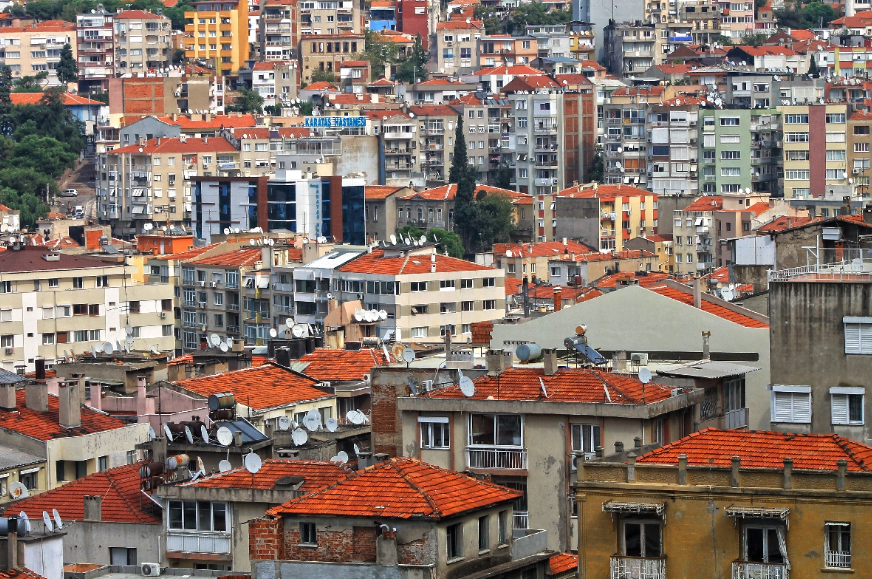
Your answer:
(756, 215), (815, 233)
(526, 285), (602, 302)
(365, 185), (406, 200)
(235, 127), (311, 139)
(0, 20), (75, 33)
(187, 247), (262, 267)
(503, 76), (561, 91)
(436, 19), (484, 30)
(648, 285), (768, 328)
(734, 45), (798, 56)
(702, 266), (729, 284)
(111, 137), (237, 155)
(746, 202), (771, 216)
(637, 428), (872, 472)
(494, 240), (592, 258)
(173, 363), (331, 411)
(399, 183), (528, 202)
(408, 104), (459, 117)
(0, 390), (128, 440)
(0, 569), (48, 579)
(268, 457), (520, 519)
(14, 462), (160, 524)
(338, 249), (491, 275)
(425, 367), (685, 404)
(563, 249), (655, 263)
(549, 553), (578, 576)
(472, 64), (546, 76)
(304, 81), (339, 91)
(342, 60), (369, 67)
(683, 196), (724, 212)
(612, 86), (666, 97)
(10, 93), (105, 107)
(152, 114), (259, 130)
(505, 277), (523, 296)
(154, 243), (220, 261)
(556, 183), (653, 200)
(296, 348), (389, 381)
(181, 459), (348, 491)
(594, 271), (671, 289)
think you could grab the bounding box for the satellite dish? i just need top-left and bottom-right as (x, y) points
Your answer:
(244, 453), (262, 474)
(460, 376), (475, 397)
(103, 341), (115, 355)
(250, 239), (256, 246)
(18, 512), (31, 534)
(419, 235), (427, 244)
(269, 328), (278, 338)
(125, 325), (133, 336)
(234, 228), (240, 234)
(125, 335), (134, 345)
(52, 509), (63, 530)
(210, 334), (221, 347)
(219, 343), (229, 353)
(185, 426), (194, 445)
(218, 460), (232, 473)
(402, 347), (415, 364)
(332, 451), (348, 465)
(378, 310), (388, 320)
(286, 317), (295, 327)
(278, 416), (292, 431)
(303, 408), (322, 430)
(43, 511), (54, 533)
(164, 423), (174, 440)
(201, 424), (211, 443)
(292, 428), (308, 446)
(347, 410), (365, 425)
(216, 426), (234, 446)
(94, 342), (103, 353)
(354, 310), (365, 322)
(390, 234), (397, 245)
(196, 456), (205, 475)
(292, 325), (306, 338)
(224, 228), (230, 235)
(354, 443), (360, 456)
(148, 425), (156, 440)
(326, 417), (338, 432)
(638, 367), (652, 384)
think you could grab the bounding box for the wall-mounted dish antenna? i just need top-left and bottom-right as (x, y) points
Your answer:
(42, 511), (53, 533)
(460, 376), (475, 397)
(200, 425), (211, 444)
(303, 408), (322, 430)
(402, 347), (415, 365)
(210, 334), (221, 347)
(325, 417), (338, 432)
(244, 452), (262, 474)
(163, 423), (174, 440)
(638, 367), (652, 384)
(292, 325), (306, 338)
(330, 451), (348, 465)
(94, 343), (103, 353)
(346, 410), (365, 425)
(185, 426), (195, 445)
(18, 512), (31, 534)
(390, 234), (397, 245)
(269, 328), (278, 338)
(216, 426), (234, 446)
(278, 416), (291, 431)
(292, 428), (308, 446)
(285, 317), (295, 327)
(52, 509), (63, 530)
(125, 325), (133, 336)
(148, 425), (156, 440)
(103, 341), (115, 355)
(218, 460), (232, 473)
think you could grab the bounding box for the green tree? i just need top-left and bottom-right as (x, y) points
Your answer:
(394, 34), (429, 83)
(164, 0), (194, 30)
(397, 225), (464, 257)
(356, 30), (399, 79)
(13, 71), (48, 92)
(298, 101), (314, 115)
(506, 2), (570, 34)
(802, 1), (835, 27)
(0, 167), (57, 204)
(56, 43), (78, 84)
(450, 116), (479, 252)
(494, 166), (512, 189)
(713, 34), (734, 46)
(472, 190), (514, 251)
(227, 87), (263, 114)
(264, 104), (282, 116)
(3, 4), (27, 17)
(310, 70), (337, 83)
(9, 134), (77, 178)
(739, 32), (768, 47)
(0, 186), (49, 229)
(474, 4), (503, 35)
(584, 146), (604, 183)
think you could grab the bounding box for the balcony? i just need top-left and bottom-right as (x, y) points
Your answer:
(610, 556), (666, 579)
(731, 562), (788, 579)
(724, 407), (749, 429)
(512, 511), (529, 530)
(227, 303), (240, 311)
(226, 325), (240, 334)
(465, 447), (528, 470)
(384, 131), (414, 139)
(166, 531), (231, 555)
(825, 551), (850, 569)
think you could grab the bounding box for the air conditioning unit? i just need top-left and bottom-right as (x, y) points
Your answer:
(630, 352), (648, 365)
(4, 348), (12, 355)
(199, 281), (205, 287)
(210, 281), (217, 287)
(854, 168), (861, 174)
(160, 312), (167, 318)
(141, 564), (161, 577)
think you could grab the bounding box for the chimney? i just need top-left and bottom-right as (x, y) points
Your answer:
(0, 381), (16, 410)
(841, 196), (851, 216)
(486, 349), (512, 376)
(553, 286), (562, 312)
(25, 382), (48, 413)
(542, 348), (558, 376)
(59, 379), (82, 429)
(6, 518), (17, 569)
(373, 453), (390, 463)
(83, 496), (102, 522)
(156, 137), (161, 146)
(522, 275), (530, 317)
(78, 374), (87, 403)
(275, 347), (291, 367)
(702, 331), (711, 359)
(89, 382), (102, 411)
(136, 375), (148, 417)
(693, 278), (701, 309)
(357, 451), (373, 469)
(205, 113), (213, 122)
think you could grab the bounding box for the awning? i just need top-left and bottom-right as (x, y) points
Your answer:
(256, 277), (270, 289)
(602, 501), (665, 518)
(724, 506), (789, 521)
(658, 361), (759, 380)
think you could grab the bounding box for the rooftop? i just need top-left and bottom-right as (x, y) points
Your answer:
(494, 240), (593, 259)
(593, 271), (671, 289)
(0, 390), (129, 441)
(0, 246), (117, 274)
(0, 445), (44, 471)
(682, 196), (724, 212)
(186, 247), (262, 267)
(637, 428), (872, 472)
(364, 185), (406, 200)
(549, 553), (578, 576)
(648, 284), (769, 328)
(267, 457), (520, 519)
(556, 183), (653, 200)
(293, 348), (389, 382)
(180, 459), (348, 491)
(111, 136), (237, 155)
(338, 249), (492, 275)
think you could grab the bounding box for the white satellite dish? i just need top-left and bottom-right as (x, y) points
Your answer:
(291, 325), (306, 338)
(196, 456), (205, 475)
(244, 453), (262, 474)
(354, 443), (360, 456)
(224, 228), (230, 235)
(250, 239), (256, 246)
(638, 367), (652, 384)
(216, 426), (234, 446)
(292, 428), (308, 446)
(18, 512), (31, 534)
(402, 347), (415, 364)
(354, 309), (365, 322)
(94, 342), (103, 353)
(286, 317), (295, 327)
(234, 228), (240, 234)
(303, 408), (322, 430)
(210, 334), (221, 347)
(378, 310), (388, 320)
(163, 423), (174, 440)
(125, 325), (133, 336)
(103, 341), (115, 355)
(347, 410), (365, 425)
(278, 416), (291, 431)
(43, 511), (53, 533)
(269, 328), (278, 338)
(201, 424), (211, 443)
(390, 234), (397, 245)
(335, 451), (349, 464)
(148, 425), (156, 440)
(326, 417), (338, 432)
(219, 343), (229, 353)
(419, 235), (427, 244)
(52, 509), (63, 530)
(125, 335), (135, 345)
(218, 460), (232, 473)
(185, 426), (194, 445)
(460, 376), (475, 397)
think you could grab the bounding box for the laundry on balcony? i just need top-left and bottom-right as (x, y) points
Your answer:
(602, 500), (666, 520)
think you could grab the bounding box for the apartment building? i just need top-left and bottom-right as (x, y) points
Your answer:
(409, 104), (458, 186)
(0, 20), (77, 86)
(113, 10), (172, 75)
(435, 19), (484, 77)
(363, 185), (413, 242)
(603, 21), (661, 77)
(489, 239), (594, 282)
(366, 111), (420, 186)
(106, 76), (228, 122)
(298, 0), (363, 37)
(396, 0), (428, 48)
(847, 111), (872, 196)
(714, 0), (756, 38)
(646, 101), (700, 196)
(601, 88), (669, 190)
(75, 12), (113, 93)
(679, 2), (722, 44)
(555, 183), (659, 253)
(479, 34), (537, 67)
(780, 103), (850, 199)
(699, 107), (781, 196)
(97, 136), (240, 237)
(260, 0), (297, 61)
(249, 61), (298, 108)
(449, 93), (511, 184)
(0, 246), (175, 373)
(219, 127), (310, 176)
(184, 0), (250, 76)
(299, 33), (363, 83)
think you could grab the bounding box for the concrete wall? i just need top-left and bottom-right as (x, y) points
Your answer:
(655, 195), (697, 235)
(335, 136), (380, 184)
(554, 197), (599, 247)
(47, 423), (151, 487)
(59, 521), (161, 566)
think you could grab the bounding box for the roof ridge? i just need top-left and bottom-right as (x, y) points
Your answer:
(267, 467), (359, 515)
(390, 458), (441, 518)
(832, 434), (870, 471)
(106, 468), (147, 524)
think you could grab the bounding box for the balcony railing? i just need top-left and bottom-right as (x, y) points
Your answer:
(825, 551), (851, 569)
(610, 556), (666, 579)
(226, 325), (240, 334)
(465, 447), (528, 470)
(724, 407), (748, 429)
(513, 511), (529, 529)
(166, 531), (231, 555)
(732, 562), (787, 579)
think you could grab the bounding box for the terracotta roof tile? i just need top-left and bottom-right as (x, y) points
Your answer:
(338, 249), (491, 275)
(408, 104), (460, 117)
(526, 285), (601, 301)
(593, 271), (671, 289)
(424, 367), (686, 404)
(436, 19), (484, 30)
(111, 137), (237, 155)
(154, 243), (220, 261)
(14, 462), (160, 524)
(235, 127), (311, 139)
(0, 390), (129, 441)
(505, 277), (523, 296)
(296, 348), (389, 382)
(0, 569), (48, 579)
(494, 240), (591, 258)
(187, 247), (262, 267)
(10, 93), (105, 106)
(173, 363), (330, 411)
(181, 459), (348, 491)
(556, 183), (653, 200)
(152, 114), (258, 129)
(648, 285), (768, 328)
(114, 9), (166, 19)
(549, 553), (578, 576)
(756, 215), (815, 233)
(702, 266), (729, 283)
(304, 81), (339, 91)
(746, 202), (771, 216)
(268, 457), (520, 519)
(637, 428), (872, 472)
(682, 196), (724, 212)
(472, 64), (546, 76)
(365, 185), (405, 199)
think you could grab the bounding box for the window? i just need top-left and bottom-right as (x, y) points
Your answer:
(109, 547), (137, 566)
(784, 114), (809, 124)
(744, 524), (786, 565)
(721, 167), (741, 176)
(771, 386), (811, 423)
(89, 330), (102, 341)
(827, 169), (847, 180)
(720, 117), (740, 126)
(440, 280), (455, 290)
(498, 511), (508, 545)
(724, 377), (745, 413)
(825, 523), (851, 569)
(420, 417), (450, 449)
(1, 335), (13, 348)
(478, 516), (489, 550)
(42, 333), (54, 345)
(73, 277), (84, 289)
(622, 521), (662, 558)
(653, 419), (664, 444)
(469, 414), (522, 446)
(720, 134), (741, 144)
(461, 278), (474, 289)
(96, 275), (109, 288)
(129, 301), (140, 314)
(49, 278), (58, 288)
(1, 281), (13, 294)
(786, 150), (809, 161)
(73, 304), (88, 316)
(785, 170), (810, 180)
(462, 301), (473, 312)
(300, 522), (316, 545)
(844, 318), (872, 353)
(89, 304), (100, 316)
(74, 330), (88, 342)
(721, 150), (741, 160)
(784, 132), (809, 143)
(826, 113), (846, 124)
(411, 281), (428, 292)
(483, 300), (496, 310)
(483, 277), (495, 287)
(447, 523), (462, 559)
(98, 456), (108, 471)
(167, 501), (228, 532)
(826, 150), (846, 161)
(550, 267), (561, 277)
(831, 388), (864, 425)
(411, 327), (428, 338)
(571, 424), (601, 454)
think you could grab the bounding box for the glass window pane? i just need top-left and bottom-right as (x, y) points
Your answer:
(213, 503), (227, 531)
(849, 395), (863, 422)
(644, 524), (661, 557)
(747, 528), (764, 562)
(624, 523), (642, 557)
(497, 415), (522, 446)
(169, 501), (183, 529)
(471, 414), (495, 445)
(198, 502), (211, 531)
(421, 424), (431, 447)
(183, 501), (197, 530)
(767, 528), (784, 563)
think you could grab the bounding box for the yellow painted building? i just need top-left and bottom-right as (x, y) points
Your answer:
(184, 0), (249, 76)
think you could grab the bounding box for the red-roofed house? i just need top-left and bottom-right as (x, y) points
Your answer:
(463, 64), (546, 92)
(391, 356), (701, 552)
(113, 10), (172, 76)
(576, 427), (872, 579)
(249, 457), (553, 577)
(726, 45), (805, 72)
(364, 185), (414, 241)
(0, 21), (75, 87)
(485, 240), (595, 282)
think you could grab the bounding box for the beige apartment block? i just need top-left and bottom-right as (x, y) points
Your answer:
(0, 20), (77, 86)
(114, 10), (172, 74)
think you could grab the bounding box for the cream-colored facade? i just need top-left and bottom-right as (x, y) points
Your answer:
(114, 11), (172, 74)
(0, 444), (46, 503)
(0, 20), (77, 85)
(47, 421), (151, 487)
(0, 248), (175, 373)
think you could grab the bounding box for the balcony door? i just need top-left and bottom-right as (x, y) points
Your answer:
(621, 520), (662, 558)
(744, 524), (786, 564)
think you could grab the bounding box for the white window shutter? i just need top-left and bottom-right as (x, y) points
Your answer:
(793, 393), (812, 423)
(845, 323), (861, 354)
(773, 392), (793, 423)
(861, 324), (872, 354)
(832, 394), (849, 425)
